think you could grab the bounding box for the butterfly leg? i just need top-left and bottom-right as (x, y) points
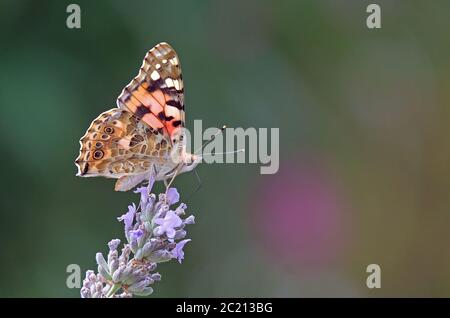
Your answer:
(164, 164), (184, 199)
(144, 164), (157, 194)
(182, 169), (202, 204)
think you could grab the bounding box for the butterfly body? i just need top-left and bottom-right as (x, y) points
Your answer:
(75, 43), (200, 191)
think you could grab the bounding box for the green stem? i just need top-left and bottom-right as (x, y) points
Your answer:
(106, 283), (121, 298)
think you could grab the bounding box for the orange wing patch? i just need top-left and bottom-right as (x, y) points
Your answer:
(117, 42), (185, 144)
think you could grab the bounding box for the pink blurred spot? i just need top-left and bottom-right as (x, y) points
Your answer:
(253, 158), (348, 268)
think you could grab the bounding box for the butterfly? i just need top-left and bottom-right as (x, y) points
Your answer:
(75, 42), (201, 191)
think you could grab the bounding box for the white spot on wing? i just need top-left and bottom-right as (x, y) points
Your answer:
(166, 105), (180, 118)
(174, 80), (180, 90)
(118, 138), (130, 149)
(151, 70), (160, 80)
(165, 78), (174, 87)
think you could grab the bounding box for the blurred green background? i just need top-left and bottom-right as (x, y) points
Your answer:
(1, 0), (450, 297)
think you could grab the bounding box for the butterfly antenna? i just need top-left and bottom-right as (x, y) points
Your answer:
(194, 125), (226, 156)
(201, 149), (245, 156)
(193, 168), (202, 193)
(184, 169), (203, 204)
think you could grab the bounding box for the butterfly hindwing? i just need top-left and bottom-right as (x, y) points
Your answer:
(117, 42), (185, 144)
(75, 108), (171, 178)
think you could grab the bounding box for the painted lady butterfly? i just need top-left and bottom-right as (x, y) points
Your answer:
(75, 42), (200, 191)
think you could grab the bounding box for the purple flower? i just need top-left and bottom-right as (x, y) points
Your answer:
(134, 186), (150, 207)
(153, 211), (182, 240)
(134, 175), (156, 209)
(81, 186), (194, 298)
(184, 215), (195, 225)
(117, 203), (136, 231)
(172, 239), (191, 263)
(108, 239), (121, 251)
(130, 229), (144, 241)
(166, 188), (180, 205)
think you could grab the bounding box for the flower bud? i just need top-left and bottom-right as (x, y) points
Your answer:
(149, 249), (173, 263)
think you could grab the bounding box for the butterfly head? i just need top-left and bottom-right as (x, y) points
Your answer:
(179, 152), (202, 173)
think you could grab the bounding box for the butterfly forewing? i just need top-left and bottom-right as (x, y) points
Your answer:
(117, 42), (185, 143)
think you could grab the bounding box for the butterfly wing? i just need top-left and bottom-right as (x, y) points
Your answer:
(75, 108), (171, 179)
(117, 42), (185, 145)
(75, 43), (187, 191)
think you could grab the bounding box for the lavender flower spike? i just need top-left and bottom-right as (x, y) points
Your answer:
(172, 239), (191, 263)
(153, 211), (183, 240)
(80, 185), (195, 298)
